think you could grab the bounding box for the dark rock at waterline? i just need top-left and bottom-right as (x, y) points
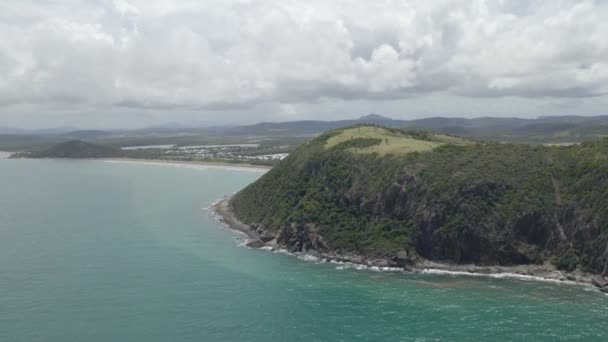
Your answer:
(369, 259), (389, 267)
(341, 255), (363, 264)
(246, 239), (266, 248)
(259, 234), (275, 243)
(277, 223), (329, 253)
(591, 277), (608, 289)
(249, 224), (268, 235)
(389, 250), (414, 267)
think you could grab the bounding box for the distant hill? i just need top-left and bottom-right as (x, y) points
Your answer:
(231, 125), (608, 280)
(22, 140), (123, 158)
(357, 113), (395, 122)
(218, 115), (608, 143)
(0, 126), (27, 135)
(3, 115), (608, 152)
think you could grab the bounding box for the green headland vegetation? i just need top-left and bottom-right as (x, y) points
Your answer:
(231, 125), (608, 276)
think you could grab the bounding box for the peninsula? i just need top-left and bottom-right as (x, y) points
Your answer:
(218, 125), (608, 291)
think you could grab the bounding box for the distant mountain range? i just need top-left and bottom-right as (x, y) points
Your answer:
(2, 114), (608, 151)
(233, 114), (608, 139)
(197, 114), (608, 144)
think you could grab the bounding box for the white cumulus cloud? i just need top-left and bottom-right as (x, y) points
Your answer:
(0, 0), (607, 127)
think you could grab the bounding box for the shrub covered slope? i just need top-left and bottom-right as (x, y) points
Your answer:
(231, 125), (608, 274)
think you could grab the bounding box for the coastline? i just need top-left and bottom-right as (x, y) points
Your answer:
(213, 197), (608, 292)
(99, 158), (271, 172)
(8, 156), (273, 171)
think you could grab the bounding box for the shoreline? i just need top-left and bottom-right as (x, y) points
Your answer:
(212, 197), (608, 292)
(100, 158), (272, 171)
(8, 156), (273, 171)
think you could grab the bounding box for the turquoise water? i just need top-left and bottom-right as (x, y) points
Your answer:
(1, 159), (607, 341)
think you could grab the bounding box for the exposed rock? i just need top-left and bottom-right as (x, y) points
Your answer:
(277, 223), (329, 253)
(331, 254), (365, 264)
(249, 224), (267, 234)
(245, 239), (266, 248)
(389, 250), (414, 267)
(371, 259), (389, 267)
(402, 265), (414, 272)
(591, 277), (608, 289)
(259, 234), (275, 243)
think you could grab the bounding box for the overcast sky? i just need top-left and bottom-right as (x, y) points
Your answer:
(1, 0), (607, 129)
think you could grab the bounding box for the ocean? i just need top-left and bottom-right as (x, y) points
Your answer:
(1, 159), (607, 341)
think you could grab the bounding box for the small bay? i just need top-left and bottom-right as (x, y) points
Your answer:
(1, 159), (607, 341)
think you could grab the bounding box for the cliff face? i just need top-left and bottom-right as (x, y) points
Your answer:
(231, 126), (608, 275)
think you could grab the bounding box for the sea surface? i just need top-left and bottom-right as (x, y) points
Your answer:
(1, 159), (607, 341)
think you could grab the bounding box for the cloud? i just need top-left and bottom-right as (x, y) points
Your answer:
(0, 0), (607, 127)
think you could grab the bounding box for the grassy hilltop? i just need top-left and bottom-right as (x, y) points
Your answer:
(231, 125), (608, 275)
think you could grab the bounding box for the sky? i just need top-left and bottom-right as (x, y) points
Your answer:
(0, 0), (607, 129)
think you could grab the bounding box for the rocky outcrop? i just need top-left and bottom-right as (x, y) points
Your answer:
(216, 197), (608, 291)
(388, 250), (416, 268)
(277, 223), (329, 253)
(230, 125), (608, 284)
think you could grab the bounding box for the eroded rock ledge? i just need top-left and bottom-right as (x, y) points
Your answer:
(213, 197), (608, 293)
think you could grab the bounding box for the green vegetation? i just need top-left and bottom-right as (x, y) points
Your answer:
(556, 250), (581, 271)
(11, 139), (284, 166)
(4, 115), (608, 154)
(325, 126), (470, 156)
(231, 125), (608, 274)
(15, 140), (123, 158)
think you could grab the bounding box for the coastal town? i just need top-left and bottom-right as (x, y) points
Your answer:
(120, 143), (289, 164)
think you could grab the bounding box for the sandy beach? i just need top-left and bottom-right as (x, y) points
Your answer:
(99, 158), (271, 172)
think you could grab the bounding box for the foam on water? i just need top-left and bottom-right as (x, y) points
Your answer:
(419, 268), (596, 289)
(205, 193), (605, 295)
(210, 206), (603, 292)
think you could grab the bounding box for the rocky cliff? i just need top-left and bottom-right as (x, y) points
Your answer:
(230, 125), (608, 277)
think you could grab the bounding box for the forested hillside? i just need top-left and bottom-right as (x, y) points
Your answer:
(231, 125), (608, 275)
(15, 140), (123, 159)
